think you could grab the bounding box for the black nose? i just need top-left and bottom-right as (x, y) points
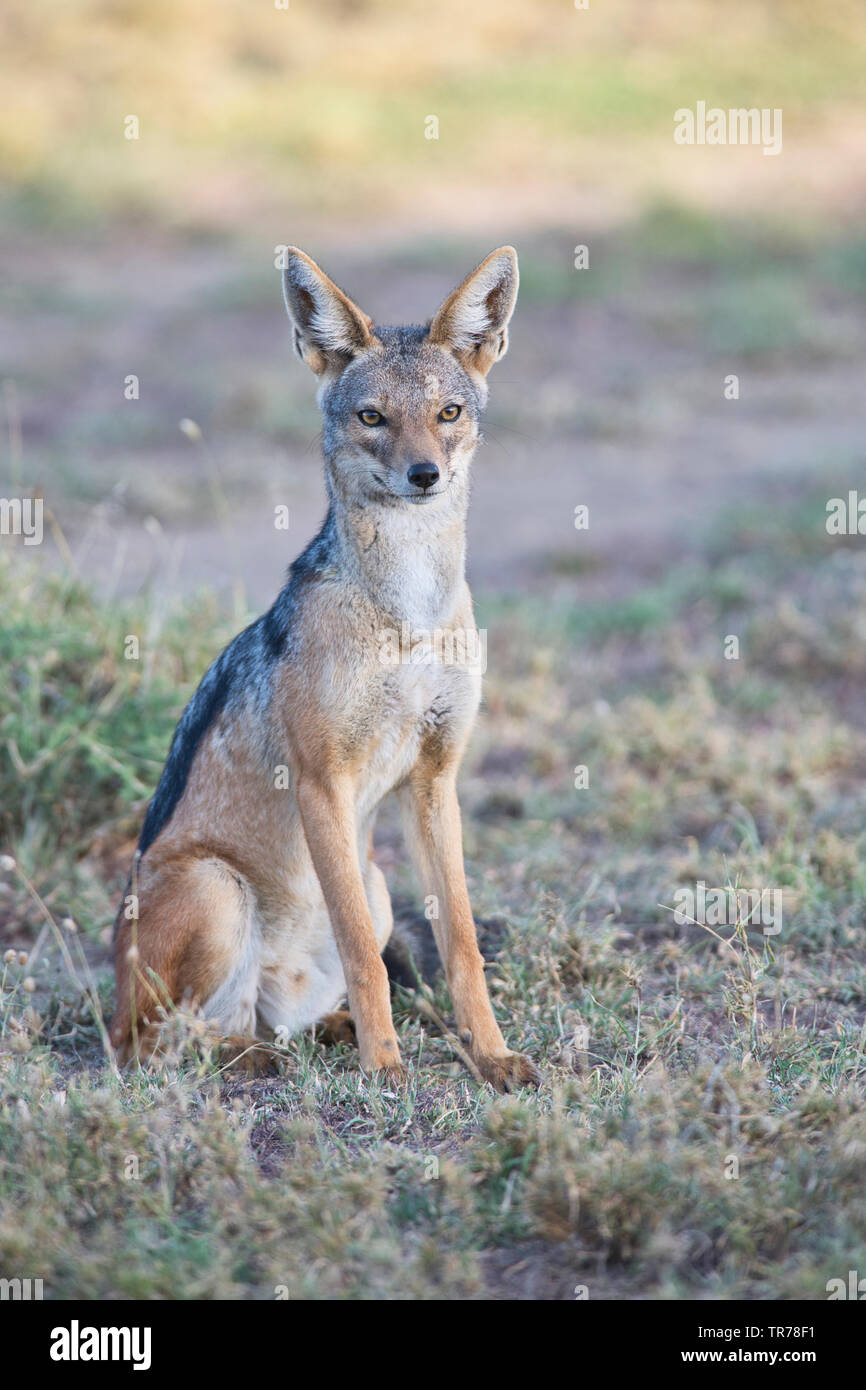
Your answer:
(407, 461), (440, 490)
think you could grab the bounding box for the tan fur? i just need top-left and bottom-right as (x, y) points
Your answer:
(110, 247), (539, 1091)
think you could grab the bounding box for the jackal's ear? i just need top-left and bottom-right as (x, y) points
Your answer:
(428, 247), (519, 381)
(282, 248), (377, 375)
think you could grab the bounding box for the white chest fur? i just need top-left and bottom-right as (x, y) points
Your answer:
(356, 651), (480, 818)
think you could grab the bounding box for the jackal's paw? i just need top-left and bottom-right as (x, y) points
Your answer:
(475, 1050), (541, 1093)
(360, 1038), (407, 1082)
(316, 1010), (357, 1047)
(373, 1061), (408, 1087)
(216, 1036), (283, 1077)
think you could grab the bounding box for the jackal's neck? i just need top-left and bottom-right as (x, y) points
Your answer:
(329, 495), (469, 628)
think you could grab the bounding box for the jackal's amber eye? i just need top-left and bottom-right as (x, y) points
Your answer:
(358, 409), (384, 426)
(439, 403), (461, 422)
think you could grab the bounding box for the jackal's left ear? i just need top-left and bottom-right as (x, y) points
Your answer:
(428, 247), (519, 381)
(282, 248), (378, 375)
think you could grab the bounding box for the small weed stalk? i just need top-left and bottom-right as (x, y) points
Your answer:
(705, 888), (775, 1057)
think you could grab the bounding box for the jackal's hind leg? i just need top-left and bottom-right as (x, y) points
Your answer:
(110, 853), (255, 1066)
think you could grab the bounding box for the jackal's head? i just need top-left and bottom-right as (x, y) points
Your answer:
(282, 247), (518, 508)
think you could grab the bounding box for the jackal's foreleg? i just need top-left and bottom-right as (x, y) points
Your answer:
(400, 767), (540, 1092)
(296, 774), (404, 1077)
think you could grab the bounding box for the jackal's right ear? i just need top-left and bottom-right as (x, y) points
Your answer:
(282, 248), (377, 375)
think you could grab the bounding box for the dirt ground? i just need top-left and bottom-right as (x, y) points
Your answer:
(6, 219), (864, 612)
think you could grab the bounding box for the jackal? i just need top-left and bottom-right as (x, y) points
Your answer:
(110, 246), (540, 1090)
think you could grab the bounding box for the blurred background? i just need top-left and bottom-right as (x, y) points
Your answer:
(2, 0), (865, 608)
(2, 2), (866, 1302)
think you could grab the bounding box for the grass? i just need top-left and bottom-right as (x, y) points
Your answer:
(1, 476), (865, 1299)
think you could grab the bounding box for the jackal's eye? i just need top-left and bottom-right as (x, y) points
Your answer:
(438, 403), (461, 422)
(358, 409), (384, 427)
